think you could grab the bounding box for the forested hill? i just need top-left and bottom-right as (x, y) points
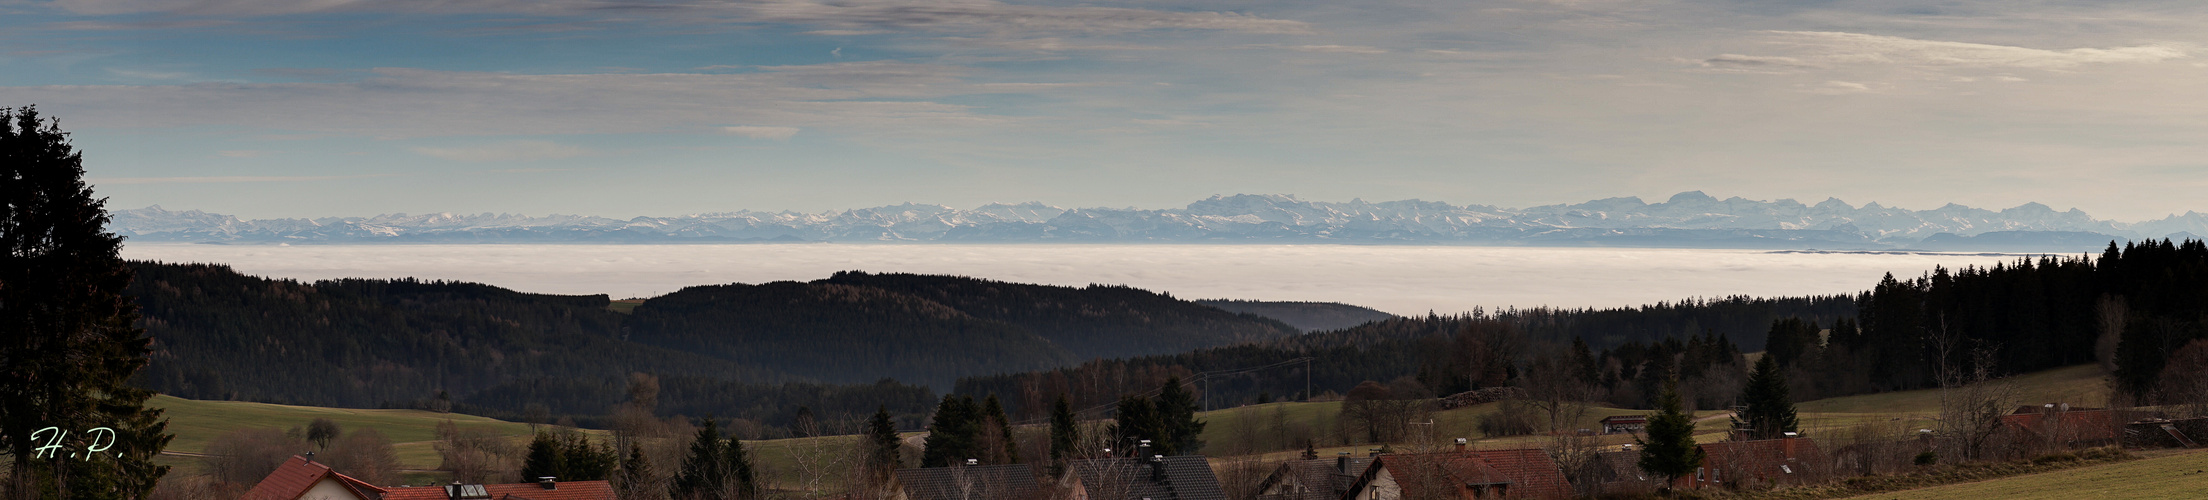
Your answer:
(625, 272), (1302, 387)
(958, 295), (1853, 418)
(1196, 300), (1398, 333)
(124, 263), (1297, 427)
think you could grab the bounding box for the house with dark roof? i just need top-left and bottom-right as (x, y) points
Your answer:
(894, 464), (1043, 500)
(378, 478), (615, 500)
(1065, 456), (1225, 500)
(1340, 445), (1572, 500)
(242, 455), (388, 500)
(1683, 437), (1826, 489)
(1255, 455), (1372, 500)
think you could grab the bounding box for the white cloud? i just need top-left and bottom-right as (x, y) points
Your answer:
(0, 62), (1037, 138)
(93, 174), (386, 184)
(721, 126), (801, 140)
(1286, 45), (1387, 54)
(44, 0), (1311, 35)
(1801, 80), (1874, 94)
(410, 141), (590, 162)
(1762, 31), (2191, 70)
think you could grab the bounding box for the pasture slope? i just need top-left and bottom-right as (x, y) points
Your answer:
(1838, 449), (2208, 500)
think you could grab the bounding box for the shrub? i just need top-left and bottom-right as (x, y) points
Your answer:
(1913, 451), (1938, 466)
(1478, 400), (1539, 437)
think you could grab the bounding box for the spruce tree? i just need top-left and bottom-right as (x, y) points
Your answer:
(616, 445), (656, 500)
(521, 432), (567, 481)
(563, 433), (617, 481)
(726, 437), (757, 499)
(921, 395), (980, 467)
(0, 106), (172, 499)
(864, 407), (901, 483)
(1637, 379), (1704, 485)
(1733, 355), (1799, 440)
(982, 395), (1020, 464)
(1109, 395), (1160, 456)
(671, 420), (728, 500)
(1153, 376), (1205, 455)
(1047, 396), (1079, 475)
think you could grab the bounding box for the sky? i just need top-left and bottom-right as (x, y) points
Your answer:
(5, 0), (2207, 221)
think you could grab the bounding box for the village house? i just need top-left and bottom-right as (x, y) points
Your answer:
(1339, 441), (1572, 500)
(894, 463), (1044, 500)
(1254, 454), (1373, 500)
(1999, 404), (2142, 451)
(1598, 415), (1647, 435)
(1063, 455), (1227, 500)
(1681, 436), (1826, 489)
(241, 455), (615, 500)
(241, 456), (389, 500)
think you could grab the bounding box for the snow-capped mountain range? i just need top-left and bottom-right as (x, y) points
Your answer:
(109, 192), (2208, 251)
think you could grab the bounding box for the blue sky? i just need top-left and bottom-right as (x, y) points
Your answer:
(4, 0), (2206, 220)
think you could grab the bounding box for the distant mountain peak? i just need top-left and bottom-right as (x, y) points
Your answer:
(107, 193), (2194, 251)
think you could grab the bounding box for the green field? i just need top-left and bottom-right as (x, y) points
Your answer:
(1798, 364), (2110, 414)
(149, 394), (547, 479)
(1838, 449), (2208, 500)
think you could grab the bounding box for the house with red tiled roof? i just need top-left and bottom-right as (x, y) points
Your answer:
(1341, 442), (1572, 500)
(2000, 405), (2143, 451)
(242, 454), (617, 500)
(1681, 437), (1826, 489)
(240, 455), (389, 500)
(379, 478), (616, 500)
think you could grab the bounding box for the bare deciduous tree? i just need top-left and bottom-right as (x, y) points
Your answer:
(322, 428), (401, 486)
(201, 428), (304, 486)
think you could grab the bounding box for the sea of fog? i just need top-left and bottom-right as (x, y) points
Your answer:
(119, 244), (2059, 316)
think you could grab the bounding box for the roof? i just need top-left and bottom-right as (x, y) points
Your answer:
(1352, 449), (1572, 500)
(241, 455), (388, 500)
(2001, 409), (2127, 444)
(1067, 456), (1226, 500)
(1599, 415), (1648, 423)
(1255, 458), (1372, 500)
(380, 480), (616, 500)
(894, 464), (1041, 500)
(1697, 437), (1826, 481)
(1593, 451), (1659, 486)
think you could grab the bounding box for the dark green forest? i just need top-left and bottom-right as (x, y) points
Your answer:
(124, 263), (1294, 431)
(962, 240), (2208, 417)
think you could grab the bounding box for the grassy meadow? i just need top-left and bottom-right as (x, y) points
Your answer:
(1835, 449), (2208, 500)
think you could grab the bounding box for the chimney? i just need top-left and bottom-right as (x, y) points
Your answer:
(1781, 435), (1798, 458)
(538, 477), (557, 490)
(1336, 453), (1351, 474)
(1454, 438), (1467, 452)
(1150, 455), (1167, 481)
(1137, 440), (1152, 458)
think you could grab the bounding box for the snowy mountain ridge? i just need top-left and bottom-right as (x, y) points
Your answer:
(108, 192), (2208, 251)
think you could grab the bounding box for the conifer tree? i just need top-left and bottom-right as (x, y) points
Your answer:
(1109, 395), (1160, 456)
(1637, 379), (1704, 485)
(671, 420), (728, 500)
(564, 433), (617, 481)
(522, 432), (567, 481)
(1733, 355), (1799, 440)
(726, 437), (757, 499)
(864, 407), (901, 483)
(1048, 396), (1079, 475)
(1, 106), (172, 499)
(1153, 376), (1206, 455)
(982, 395), (1020, 464)
(921, 395), (980, 467)
(617, 445), (658, 500)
